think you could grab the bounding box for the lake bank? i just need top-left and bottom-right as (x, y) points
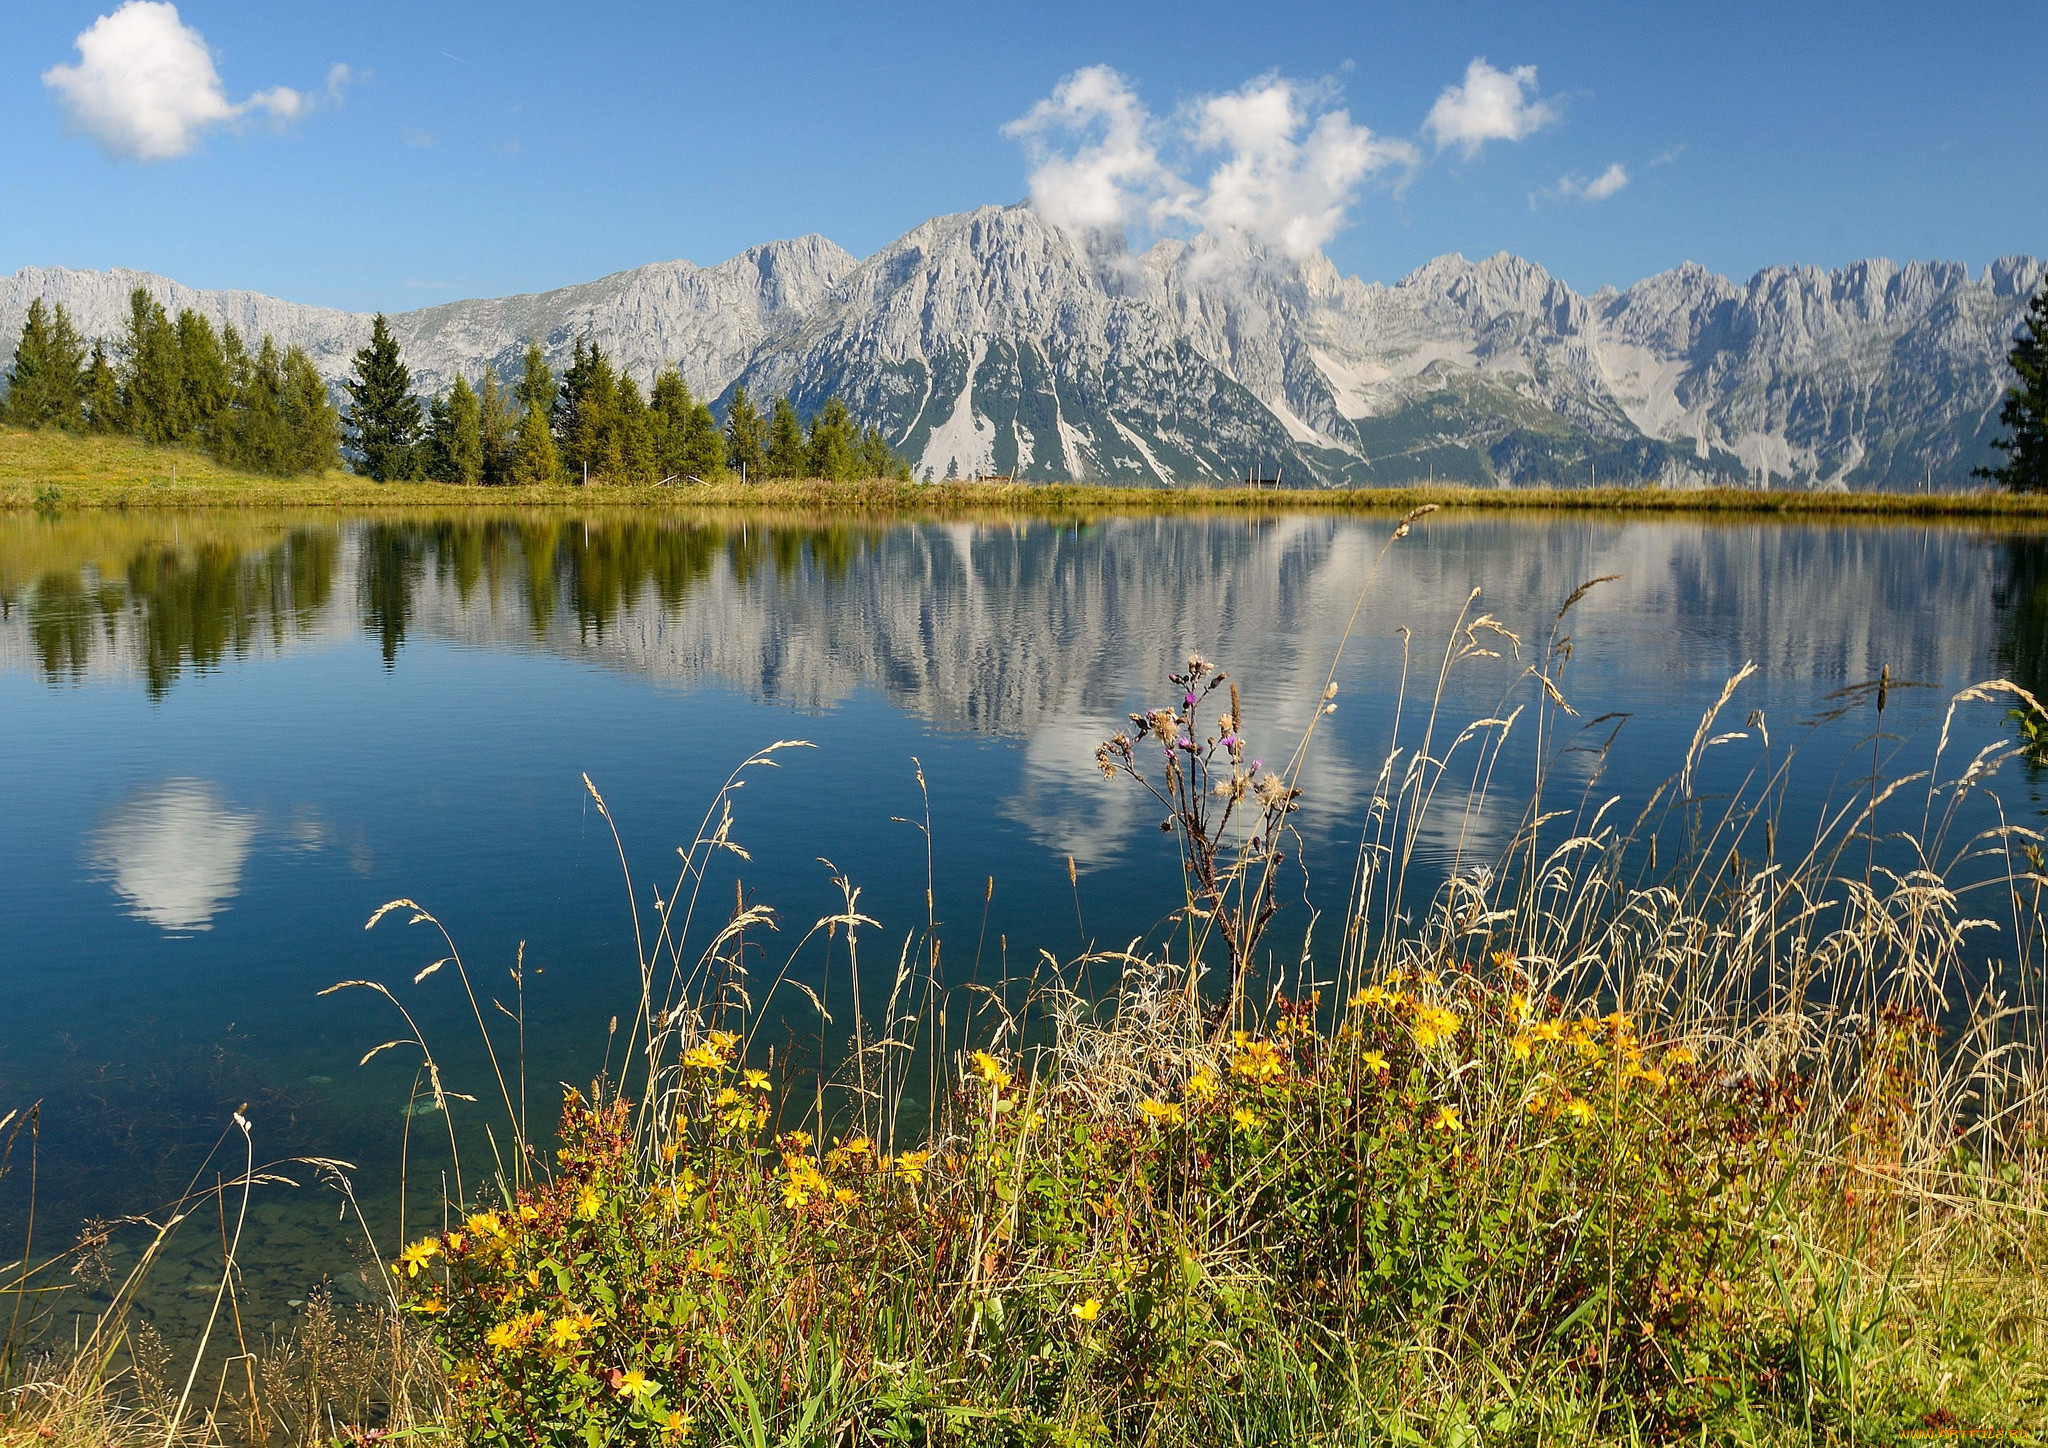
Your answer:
(8, 425), (2048, 519)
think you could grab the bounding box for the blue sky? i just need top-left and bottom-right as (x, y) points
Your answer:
(2, 0), (2042, 312)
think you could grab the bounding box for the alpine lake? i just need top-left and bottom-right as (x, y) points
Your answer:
(2, 503), (2044, 1343)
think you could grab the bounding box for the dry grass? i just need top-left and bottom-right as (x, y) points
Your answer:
(7, 423), (2048, 520)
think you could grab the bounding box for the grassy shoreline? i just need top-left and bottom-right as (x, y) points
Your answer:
(7, 425), (2048, 519)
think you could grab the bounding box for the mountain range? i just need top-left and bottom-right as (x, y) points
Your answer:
(4, 205), (2040, 490)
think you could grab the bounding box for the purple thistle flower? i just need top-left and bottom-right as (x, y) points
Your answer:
(1184, 692), (1196, 707)
(1251, 759), (1263, 771)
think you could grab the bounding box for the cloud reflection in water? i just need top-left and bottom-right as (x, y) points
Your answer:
(88, 779), (259, 933)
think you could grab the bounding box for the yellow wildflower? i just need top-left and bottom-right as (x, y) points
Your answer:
(743, 1069), (772, 1090)
(1185, 1069), (1219, 1104)
(574, 1184), (601, 1220)
(396, 1238), (440, 1277)
(1510, 1034), (1535, 1061)
(617, 1368), (654, 1398)
(1137, 1098), (1185, 1127)
(889, 1149), (930, 1186)
(1429, 1105), (1463, 1133)
(484, 1319), (525, 1352)
(1361, 1050), (1388, 1074)
(1072, 1297), (1102, 1322)
(1231, 1106), (1259, 1132)
(970, 1051), (1013, 1091)
(1564, 1097), (1594, 1126)
(1231, 1038), (1285, 1084)
(464, 1210), (505, 1238)
(416, 1294), (445, 1315)
(548, 1312), (593, 1349)
(663, 1408), (694, 1439)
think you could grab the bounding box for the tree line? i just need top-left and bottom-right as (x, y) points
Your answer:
(344, 313), (910, 485)
(2, 291), (342, 476)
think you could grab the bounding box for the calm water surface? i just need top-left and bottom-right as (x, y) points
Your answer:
(2, 506), (2044, 1334)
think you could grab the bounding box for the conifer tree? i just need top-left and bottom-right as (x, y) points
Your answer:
(512, 397), (561, 486)
(446, 375), (484, 485)
(4, 299), (87, 428)
(119, 288), (182, 442)
(516, 342), (553, 416)
(82, 342), (120, 433)
(725, 386), (767, 481)
(175, 310), (231, 444)
(856, 424), (908, 481)
(805, 396), (857, 480)
(280, 345), (342, 475)
(650, 368), (724, 481)
(231, 335), (289, 472)
(1979, 280), (2048, 493)
(510, 343), (560, 484)
(344, 314), (423, 480)
(479, 369), (513, 485)
(615, 375), (655, 484)
(765, 396), (808, 478)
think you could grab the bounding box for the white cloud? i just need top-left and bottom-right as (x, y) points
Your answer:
(1556, 162), (1630, 201)
(1169, 75), (1417, 258)
(1002, 65), (1179, 234)
(43, 2), (346, 161)
(1006, 68), (1414, 259)
(1424, 58), (1557, 157)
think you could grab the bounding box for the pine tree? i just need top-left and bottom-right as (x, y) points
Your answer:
(233, 336), (289, 472)
(344, 314), (423, 481)
(805, 396), (857, 480)
(557, 339), (624, 482)
(4, 299), (87, 428)
(118, 288), (182, 442)
(479, 368), (513, 485)
(765, 396), (807, 478)
(1979, 280), (2048, 493)
(280, 345), (342, 475)
(516, 342), (553, 415)
(82, 342), (120, 433)
(725, 386), (767, 481)
(615, 375), (655, 484)
(446, 375), (484, 485)
(512, 397), (561, 486)
(650, 368), (724, 481)
(175, 309), (231, 444)
(856, 424), (908, 481)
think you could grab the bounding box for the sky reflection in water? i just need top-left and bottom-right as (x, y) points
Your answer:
(0, 506), (2043, 1331)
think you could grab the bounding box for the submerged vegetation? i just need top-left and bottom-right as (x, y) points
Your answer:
(5, 510), (2048, 1443)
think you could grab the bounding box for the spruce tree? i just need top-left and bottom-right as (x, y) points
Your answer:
(856, 424), (907, 481)
(765, 396), (807, 478)
(281, 345), (342, 475)
(725, 386), (767, 481)
(175, 309), (231, 444)
(616, 375), (654, 484)
(1979, 280), (2048, 493)
(479, 369), (513, 485)
(805, 396), (857, 480)
(344, 314), (423, 481)
(233, 336), (289, 473)
(119, 288), (182, 442)
(447, 375), (484, 485)
(512, 397), (561, 486)
(516, 342), (553, 415)
(4, 299), (87, 428)
(82, 341), (120, 433)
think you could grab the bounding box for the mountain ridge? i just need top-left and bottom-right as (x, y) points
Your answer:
(4, 206), (2039, 490)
